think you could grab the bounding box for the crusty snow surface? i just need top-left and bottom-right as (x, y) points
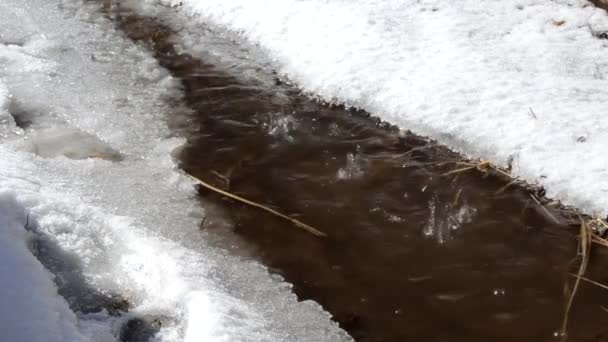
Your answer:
(160, 0), (608, 216)
(0, 1), (350, 341)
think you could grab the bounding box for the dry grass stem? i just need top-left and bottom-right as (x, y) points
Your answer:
(591, 218), (608, 232)
(529, 193), (560, 224)
(592, 234), (608, 248)
(493, 167), (514, 179)
(441, 160), (512, 179)
(441, 165), (477, 177)
(495, 178), (521, 195)
(210, 170), (231, 187)
(568, 273), (608, 291)
(453, 188), (463, 206)
(186, 173), (327, 237)
(559, 220), (592, 341)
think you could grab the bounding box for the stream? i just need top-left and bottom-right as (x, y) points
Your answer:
(106, 3), (608, 341)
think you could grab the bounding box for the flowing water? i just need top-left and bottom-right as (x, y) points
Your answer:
(106, 4), (608, 341)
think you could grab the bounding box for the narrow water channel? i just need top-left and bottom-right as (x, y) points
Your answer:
(106, 4), (608, 341)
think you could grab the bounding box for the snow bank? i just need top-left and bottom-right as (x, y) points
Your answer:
(0, 0), (349, 341)
(0, 191), (91, 342)
(166, 0), (608, 215)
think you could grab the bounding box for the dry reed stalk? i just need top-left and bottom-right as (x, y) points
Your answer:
(452, 188), (463, 206)
(495, 178), (521, 195)
(592, 234), (608, 248)
(559, 220), (591, 341)
(529, 193), (560, 224)
(568, 274), (608, 291)
(441, 160), (513, 179)
(186, 173), (327, 237)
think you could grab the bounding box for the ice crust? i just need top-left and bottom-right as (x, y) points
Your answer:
(0, 0), (350, 341)
(164, 0), (608, 216)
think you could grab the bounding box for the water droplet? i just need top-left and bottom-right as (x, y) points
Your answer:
(493, 288), (506, 296)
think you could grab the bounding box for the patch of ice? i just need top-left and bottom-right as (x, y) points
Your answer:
(16, 126), (121, 160)
(163, 0), (608, 215)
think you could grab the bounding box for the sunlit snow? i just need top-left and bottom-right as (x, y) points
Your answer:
(163, 0), (608, 216)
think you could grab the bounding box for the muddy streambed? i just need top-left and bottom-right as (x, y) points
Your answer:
(106, 5), (608, 342)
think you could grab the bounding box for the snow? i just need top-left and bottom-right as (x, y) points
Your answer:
(0, 0), (350, 341)
(0, 191), (91, 342)
(6, 0), (606, 338)
(160, 0), (608, 216)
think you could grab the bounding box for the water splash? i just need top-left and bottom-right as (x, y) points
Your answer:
(336, 148), (365, 180)
(423, 193), (477, 244)
(262, 112), (298, 142)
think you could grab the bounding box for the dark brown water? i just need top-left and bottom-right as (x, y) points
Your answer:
(106, 4), (608, 341)
(591, 1), (608, 12)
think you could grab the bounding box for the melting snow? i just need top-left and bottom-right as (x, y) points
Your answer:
(161, 0), (608, 216)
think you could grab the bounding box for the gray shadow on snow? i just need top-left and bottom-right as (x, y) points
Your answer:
(24, 214), (163, 342)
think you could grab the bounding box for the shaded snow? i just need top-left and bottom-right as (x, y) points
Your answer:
(0, 79), (19, 138)
(0, 0), (350, 341)
(162, 0), (608, 215)
(0, 191), (92, 342)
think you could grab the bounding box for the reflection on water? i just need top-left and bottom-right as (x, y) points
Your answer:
(107, 5), (608, 342)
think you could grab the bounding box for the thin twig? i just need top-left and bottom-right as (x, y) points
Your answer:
(186, 174), (326, 237)
(529, 107), (538, 119)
